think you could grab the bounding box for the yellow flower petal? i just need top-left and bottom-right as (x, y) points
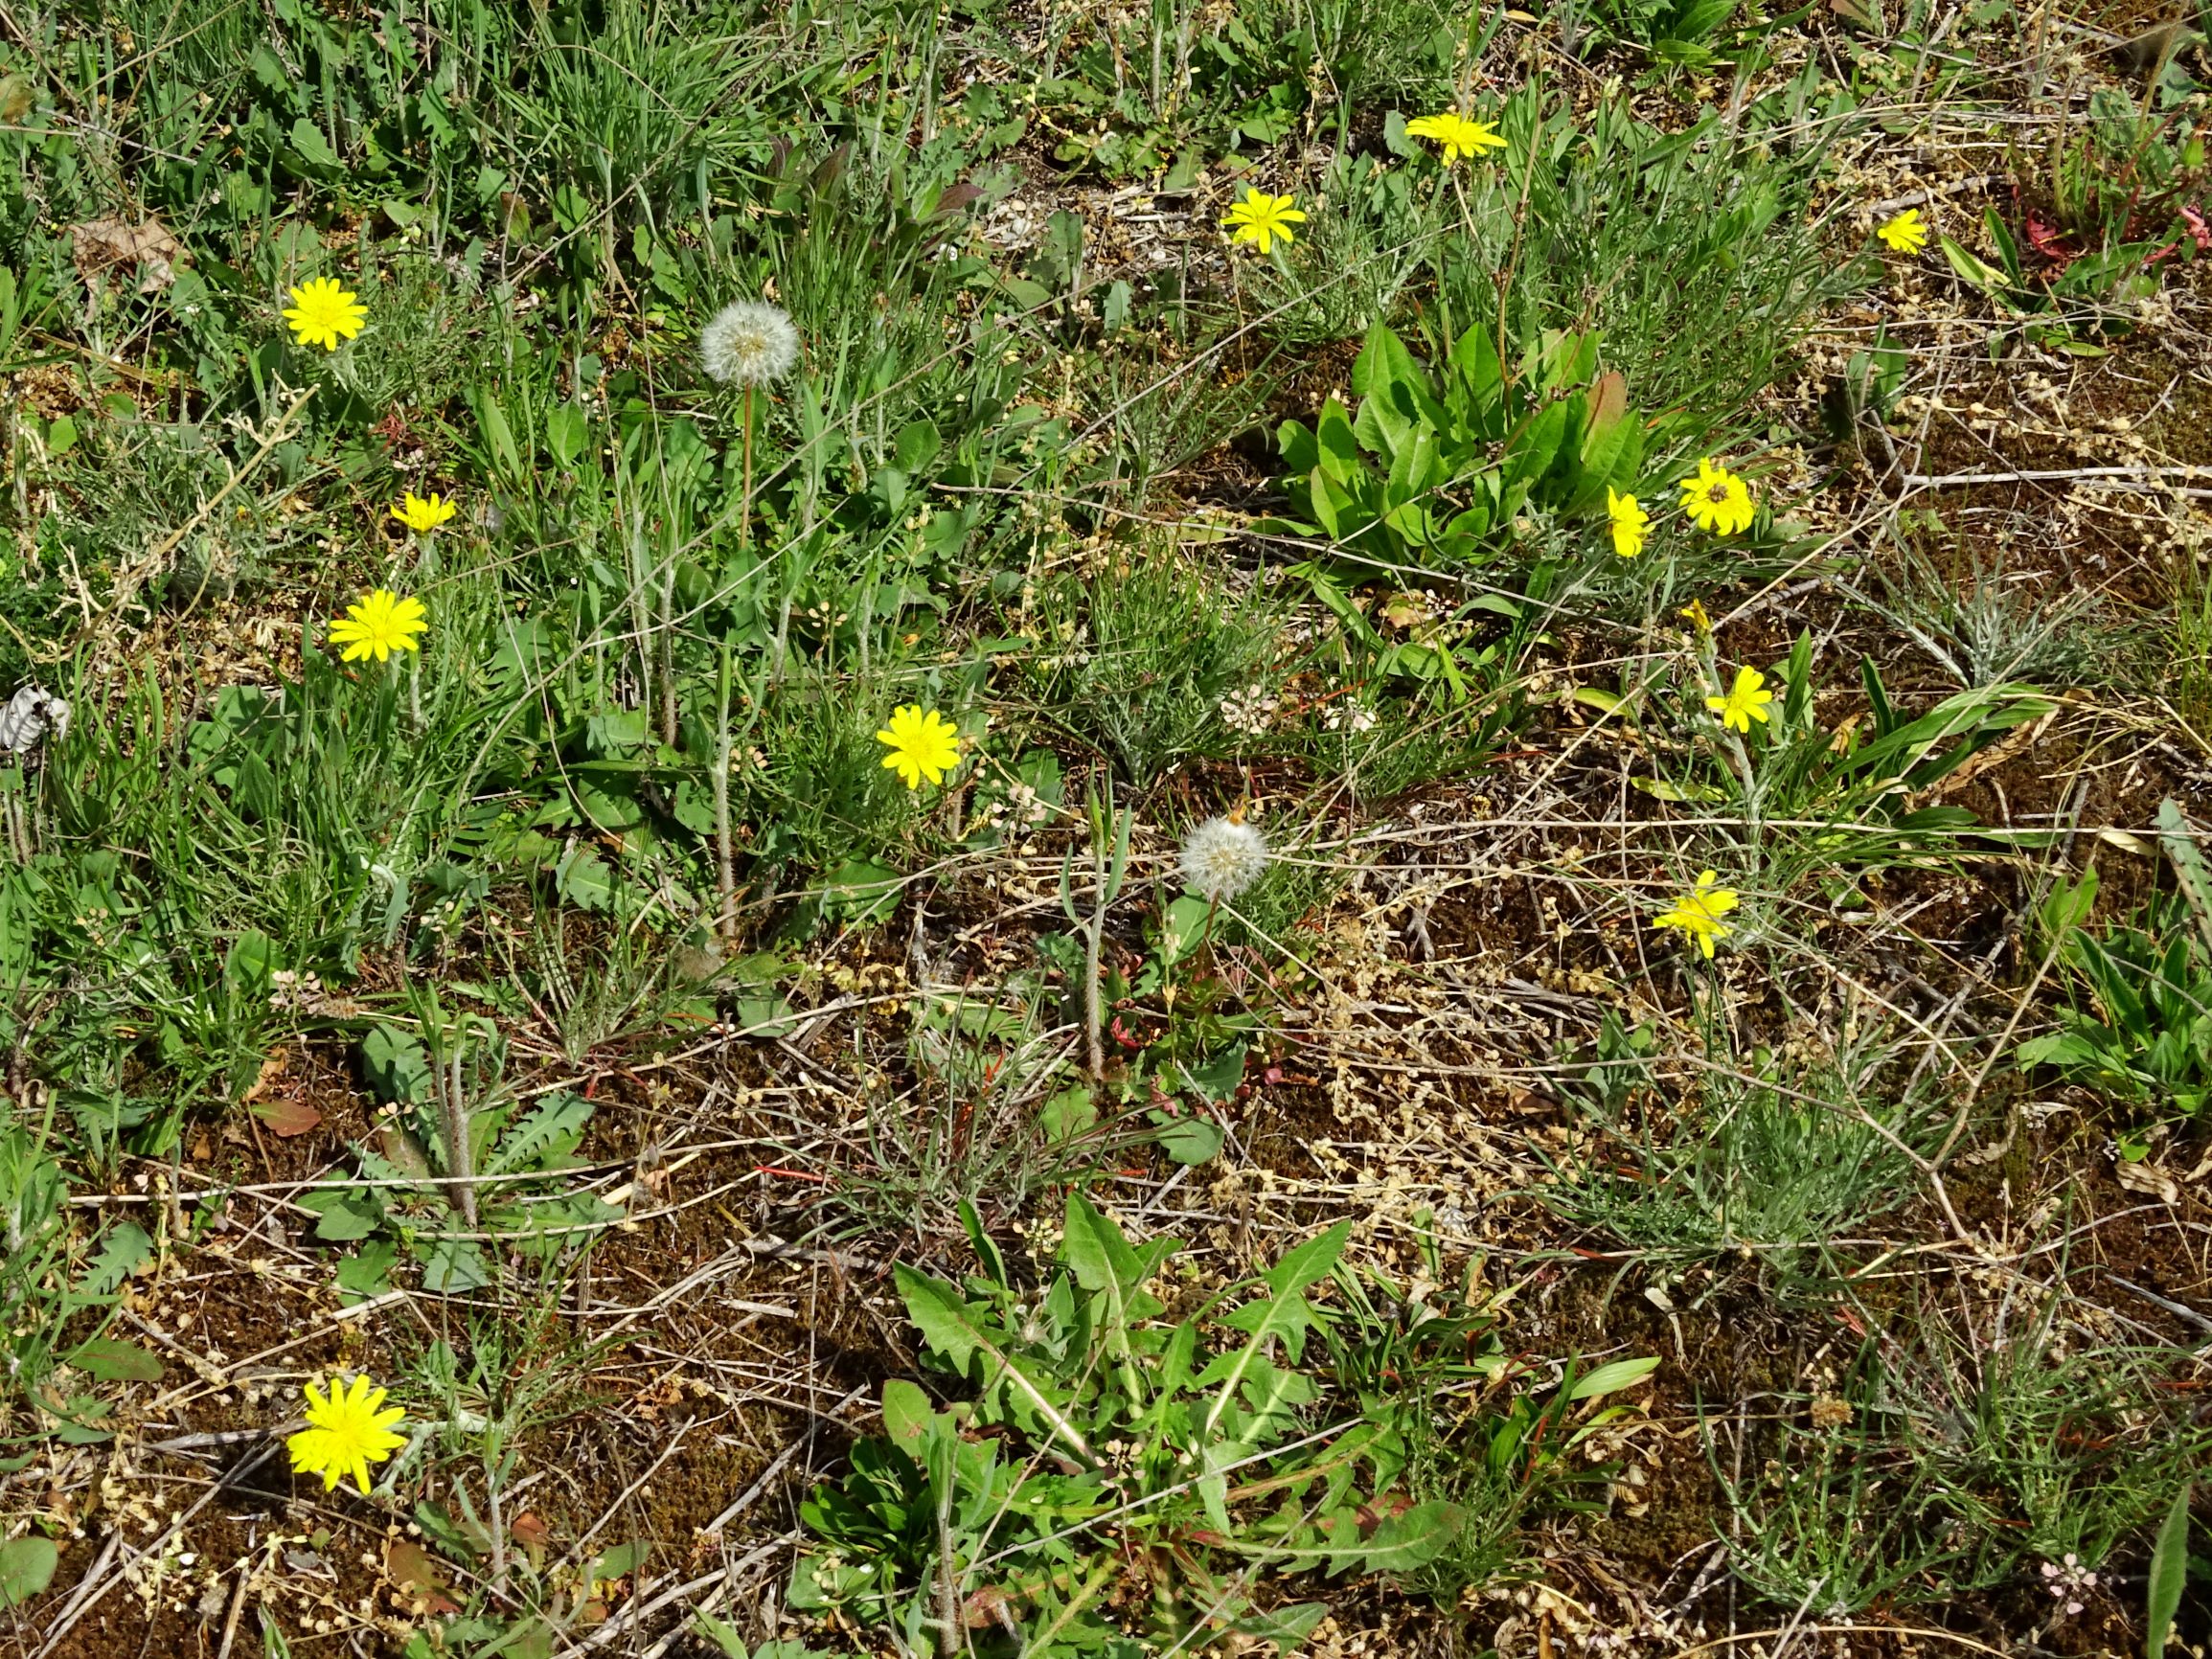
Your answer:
(877, 705), (962, 791)
(1405, 111), (1508, 164)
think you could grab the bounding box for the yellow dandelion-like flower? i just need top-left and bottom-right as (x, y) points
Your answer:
(1405, 111), (1508, 165)
(1705, 665), (1774, 734)
(282, 277), (369, 352)
(328, 589), (428, 664)
(285, 1375), (407, 1495)
(390, 490), (457, 534)
(1876, 208), (1927, 255)
(1653, 870), (1739, 960)
(1680, 458), (1756, 537)
(1607, 488), (1650, 558)
(1221, 189), (1305, 257)
(876, 705), (963, 790)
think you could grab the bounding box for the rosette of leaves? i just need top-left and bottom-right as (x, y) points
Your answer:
(1257, 322), (1644, 574)
(791, 1196), (1463, 1655)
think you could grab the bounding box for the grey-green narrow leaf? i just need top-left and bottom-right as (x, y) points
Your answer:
(2146, 1482), (2191, 1659)
(1569, 1355), (1660, 1401)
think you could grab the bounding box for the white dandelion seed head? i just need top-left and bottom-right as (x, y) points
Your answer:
(1179, 816), (1269, 903)
(700, 299), (799, 387)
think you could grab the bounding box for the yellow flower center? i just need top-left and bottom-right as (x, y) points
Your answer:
(1707, 483), (1730, 504)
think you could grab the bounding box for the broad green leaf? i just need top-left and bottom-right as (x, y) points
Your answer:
(0, 1536), (57, 1608)
(67, 1338), (163, 1383)
(1150, 1109), (1224, 1166)
(881, 1379), (935, 1449)
(303, 1187), (383, 1241)
(895, 1266), (1095, 1463)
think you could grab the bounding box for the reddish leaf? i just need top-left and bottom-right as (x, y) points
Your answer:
(510, 1511), (551, 1548)
(385, 1541), (459, 1617)
(963, 1585), (1015, 1630)
(2021, 213), (2082, 270)
(257, 1096), (321, 1138)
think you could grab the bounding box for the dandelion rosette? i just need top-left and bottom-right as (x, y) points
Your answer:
(1680, 457), (1756, 537)
(283, 277), (368, 352)
(877, 705), (962, 789)
(285, 1375), (407, 1494)
(701, 300), (800, 388)
(1180, 815), (1269, 903)
(328, 589), (428, 663)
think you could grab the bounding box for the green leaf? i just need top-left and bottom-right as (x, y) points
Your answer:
(361, 1025), (433, 1103)
(591, 1540), (650, 1581)
(1038, 1084), (1099, 1146)
(1203, 1222), (1353, 1435)
(67, 1338), (163, 1382)
(335, 1240), (399, 1306)
(819, 859), (902, 926)
(881, 1378), (936, 1449)
(690, 1611), (750, 1659)
(1180, 1045), (1246, 1103)
(1570, 1356), (1659, 1400)
(2155, 799), (2212, 955)
(483, 1092), (593, 1176)
(1159, 895), (1213, 964)
(2147, 1483), (2192, 1659)
(1231, 1601), (1329, 1654)
(303, 1187), (384, 1241)
(1149, 1109), (1224, 1166)
(418, 1238), (491, 1294)
(70, 1222), (151, 1308)
(0, 1536), (57, 1608)
(287, 117), (340, 172)
(894, 1266), (1095, 1463)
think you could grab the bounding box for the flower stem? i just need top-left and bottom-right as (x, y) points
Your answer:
(739, 385), (755, 557)
(713, 639), (737, 943)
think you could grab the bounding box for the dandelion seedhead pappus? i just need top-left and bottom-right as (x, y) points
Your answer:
(701, 299), (800, 387)
(1180, 815), (1269, 902)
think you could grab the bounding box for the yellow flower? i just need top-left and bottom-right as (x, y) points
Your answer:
(1653, 870), (1739, 960)
(1607, 488), (1650, 558)
(1876, 208), (1927, 255)
(391, 490), (457, 534)
(1222, 189), (1305, 256)
(285, 1375), (407, 1495)
(282, 277), (369, 352)
(328, 589), (428, 663)
(1678, 599), (1714, 635)
(1705, 665), (1774, 734)
(1680, 457), (1756, 537)
(877, 705), (962, 789)
(1405, 111), (1508, 164)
